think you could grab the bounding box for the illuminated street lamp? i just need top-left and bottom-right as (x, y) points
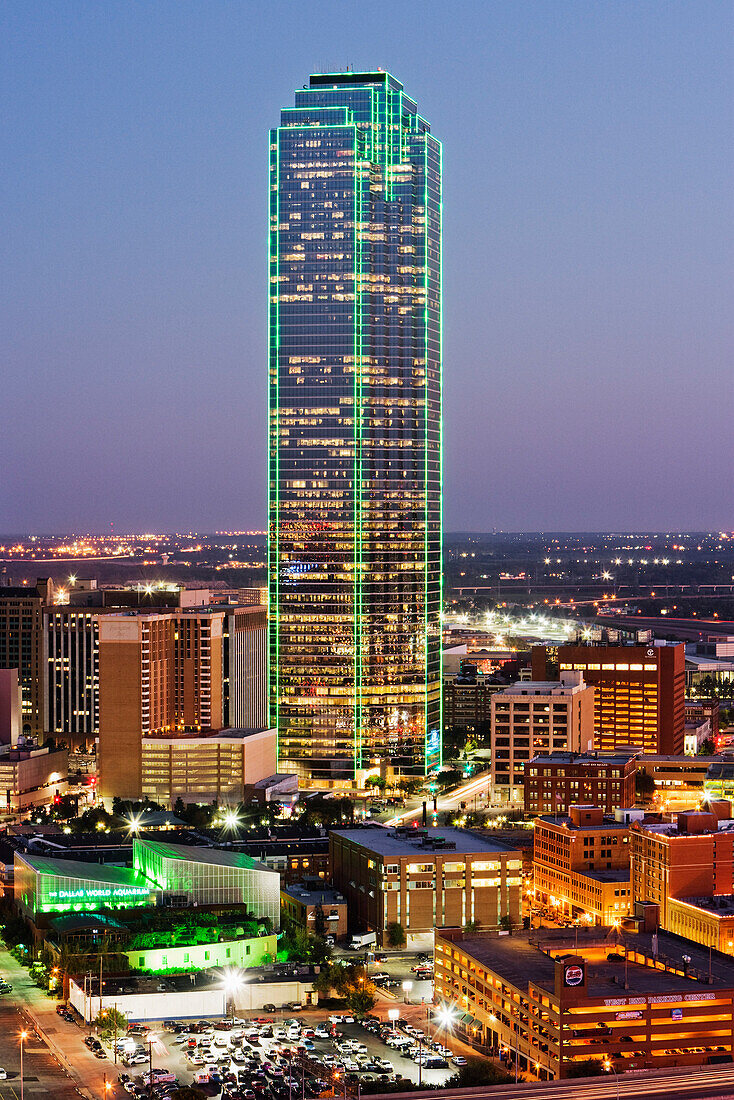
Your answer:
(222, 966), (245, 1018)
(19, 1029), (27, 1100)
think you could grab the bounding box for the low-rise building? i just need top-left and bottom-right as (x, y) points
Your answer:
(434, 926), (734, 1079)
(15, 853), (155, 921)
(533, 805), (633, 925)
(524, 749), (639, 816)
(685, 698), (720, 739)
(491, 675), (595, 803)
(330, 826), (521, 947)
(281, 882), (348, 941)
(636, 753), (720, 811)
(630, 802), (734, 937)
(0, 745), (68, 812)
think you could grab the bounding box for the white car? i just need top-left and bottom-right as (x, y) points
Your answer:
(0, 1070), (6, 1081)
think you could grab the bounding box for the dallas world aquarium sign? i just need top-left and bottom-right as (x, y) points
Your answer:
(46, 885), (151, 901)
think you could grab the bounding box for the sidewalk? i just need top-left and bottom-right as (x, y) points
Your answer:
(0, 946), (102, 1099)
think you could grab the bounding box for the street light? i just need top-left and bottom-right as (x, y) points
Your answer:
(19, 1029), (27, 1100)
(604, 1059), (620, 1100)
(402, 980), (413, 1004)
(222, 966), (244, 1019)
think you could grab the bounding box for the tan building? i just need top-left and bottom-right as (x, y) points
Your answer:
(330, 826), (521, 947)
(140, 728), (277, 807)
(98, 609), (225, 801)
(533, 805), (633, 925)
(281, 882), (348, 942)
(636, 753), (718, 811)
(490, 674), (594, 803)
(0, 746), (68, 812)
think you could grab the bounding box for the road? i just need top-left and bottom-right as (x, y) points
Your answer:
(384, 771), (495, 826)
(369, 1063), (734, 1100)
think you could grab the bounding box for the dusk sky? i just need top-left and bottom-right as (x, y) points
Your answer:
(2, 0), (732, 533)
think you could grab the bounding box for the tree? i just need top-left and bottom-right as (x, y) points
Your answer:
(463, 920), (480, 934)
(699, 738), (715, 756)
(635, 772), (655, 801)
(450, 1058), (512, 1087)
(387, 922), (406, 948)
(173, 797), (186, 817)
(94, 1007), (128, 1037)
(499, 914), (513, 933)
(313, 903), (327, 940)
(365, 775), (387, 791)
(566, 1058), (604, 1078)
(344, 983), (376, 1015)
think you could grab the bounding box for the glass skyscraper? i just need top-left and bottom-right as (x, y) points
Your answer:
(268, 72), (441, 785)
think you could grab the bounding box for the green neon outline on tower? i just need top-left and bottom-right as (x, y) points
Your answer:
(268, 72), (442, 786)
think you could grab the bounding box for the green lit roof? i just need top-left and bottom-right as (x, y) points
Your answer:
(17, 852), (151, 889)
(134, 839), (274, 874)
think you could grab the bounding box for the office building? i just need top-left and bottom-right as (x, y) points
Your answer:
(98, 609), (225, 801)
(434, 926), (734, 1079)
(490, 674), (594, 803)
(223, 605), (267, 730)
(636, 753), (719, 811)
(0, 580), (52, 736)
(0, 670), (21, 744)
(685, 697), (719, 740)
(533, 805), (633, 925)
(139, 727), (277, 808)
(533, 642), (685, 755)
(268, 71), (442, 785)
(330, 827), (521, 945)
(523, 749), (640, 816)
(443, 670), (501, 733)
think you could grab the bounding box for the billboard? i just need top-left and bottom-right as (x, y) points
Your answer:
(563, 964), (585, 988)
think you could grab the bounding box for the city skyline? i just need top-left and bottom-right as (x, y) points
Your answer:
(3, 1), (732, 533)
(269, 71), (442, 784)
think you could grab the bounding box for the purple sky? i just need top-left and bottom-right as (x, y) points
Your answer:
(2, 0), (732, 533)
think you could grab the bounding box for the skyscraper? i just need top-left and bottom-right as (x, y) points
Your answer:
(269, 72), (442, 785)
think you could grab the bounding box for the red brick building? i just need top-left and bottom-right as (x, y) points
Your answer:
(533, 643), (685, 755)
(524, 749), (639, 816)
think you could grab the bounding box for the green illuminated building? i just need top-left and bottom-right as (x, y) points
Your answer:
(15, 853), (154, 920)
(269, 72), (442, 784)
(132, 839), (281, 928)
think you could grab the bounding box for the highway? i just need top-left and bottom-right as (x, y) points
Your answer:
(369, 1062), (734, 1100)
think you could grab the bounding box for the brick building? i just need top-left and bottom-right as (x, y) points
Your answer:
(524, 749), (640, 816)
(533, 642), (685, 755)
(490, 674), (594, 803)
(330, 826), (521, 946)
(533, 805), (633, 924)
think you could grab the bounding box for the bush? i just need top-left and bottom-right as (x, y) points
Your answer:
(566, 1058), (604, 1078)
(387, 922), (406, 948)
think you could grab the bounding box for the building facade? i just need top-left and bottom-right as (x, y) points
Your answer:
(537, 642), (685, 755)
(139, 728), (277, 808)
(490, 675), (594, 803)
(223, 605), (267, 730)
(0, 581), (52, 736)
(281, 882), (348, 942)
(533, 806), (632, 925)
(330, 826), (521, 945)
(524, 750), (639, 816)
(98, 610), (225, 801)
(434, 926), (734, 1079)
(268, 71), (442, 785)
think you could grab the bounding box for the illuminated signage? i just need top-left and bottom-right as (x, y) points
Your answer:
(47, 886), (150, 901)
(564, 964), (584, 987)
(615, 1010), (643, 1021)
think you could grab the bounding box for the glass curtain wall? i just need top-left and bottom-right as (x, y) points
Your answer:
(269, 72), (442, 783)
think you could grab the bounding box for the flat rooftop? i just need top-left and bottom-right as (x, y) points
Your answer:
(283, 883), (346, 905)
(441, 927), (734, 999)
(677, 895), (734, 916)
(16, 852), (150, 888)
(497, 681), (587, 696)
(133, 839), (274, 874)
(529, 750), (639, 766)
(537, 815), (628, 832)
(331, 826), (519, 857)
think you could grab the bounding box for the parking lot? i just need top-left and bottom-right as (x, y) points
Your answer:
(104, 1008), (460, 1097)
(0, 999), (81, 1100)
